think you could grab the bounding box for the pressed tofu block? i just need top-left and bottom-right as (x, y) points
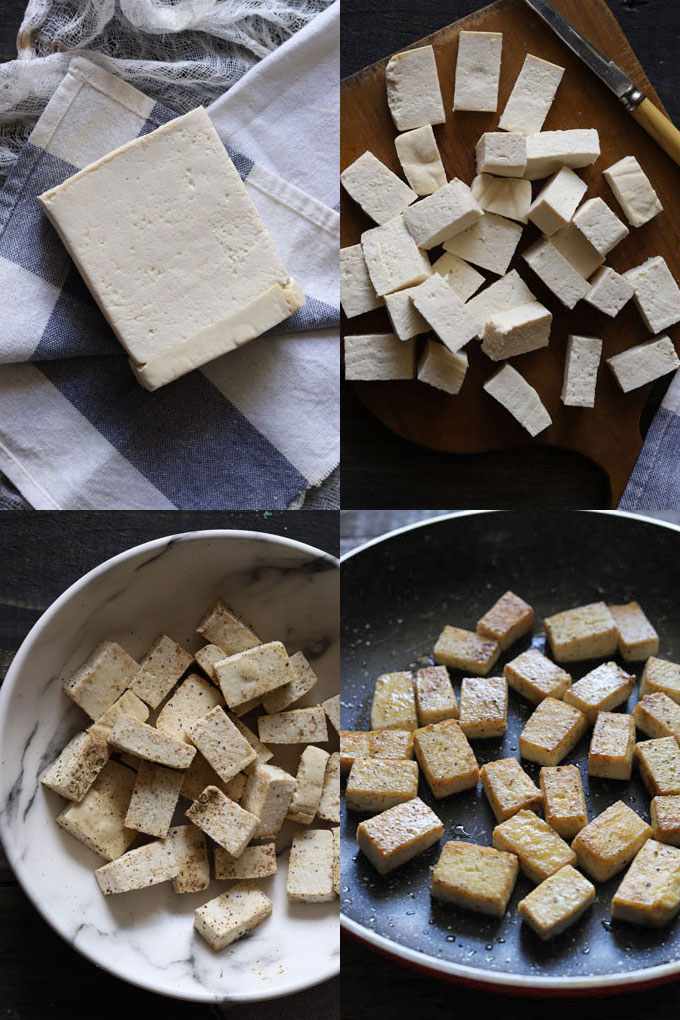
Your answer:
(609, 602), (659, 661)
(480, 757), (542, 822)
(572, 197), (628, 257)
(624, 256), (680, 334)
(465, 270), (536, 337)
(434, 625), (500, 676)
(481, 301), (552, 361)
(411, 274), (478, 354)
(608, 336), (680, 394)
(415, 665), (458, 725)
(493, 809), (576, 883)
(124, 760), (184, 838)
(261, 649), (319, 714)
(345, 758), (419, 813)
(443, 210), (523, 277)
(475, 133), (527, 178)
(651, 795), (680, 846)
(523, 238), (590, 310)
(167, 824), (210, 894)
(544, 602), (618, 661)
(527, 168), (587, 237)
(287, 829), (336, 903)
(572, 800), (651, 882)
(588, 712), (636, 780)
(453, 31), (503, 112)
(384, 286), (429, 341)
(340, 244), (383, 318)
(477, 591), (534, 651)
(471, 174), (531, 224)
(431, 841), (518, 916)
(404, 179), (483, 249)
(287, 745), (330, 824)
(551, 223), (604, 278)
(370, 671), (417, 731)
(524, 129), (600, 180)
(317, 752), (340, 824)
(156, 673), (224, 744)
(214, 842), (277, 881)
(603, 155), (663, 227)
(341, 150), (417, 225)
(540, 764), (588, 839)
(585, 266), (634, 317)
(561, 335), (602, 408)
(483, 364), (552, 438)
(498, 54), (565, 135)
(641, 657), (680, 704)
(38, 107), (304, 391)
(56, 760), (136, 861)
(41, 725), (111, 802)
(413, 718), (478, 798)
(241, 763), (296, 838)
(518, 865), (595, 940)
(361, 215), (431, 296)
(187, 705), (256, 783)
(95, 840), (178, 895)
(63, 641), (139, 721)
(356, 797), (444, 874)
(504, 647), (571, 704)
(213, 640), (295, 710)
(108, 713), (195, 769)
(458, 676), (508, 739)
(634, 692), (680, 744)
(519, 697), (587, 766)
(563, 662), (635, 723)
(612, 839), (680, 927)
(385, 45), (446, 131)
(194, 882), (272, 951)
(186, 785), (259, 857)
(131, 634), (194, 709)
(257, 706), (328, 744)
(635, 737), (680, 796)
(196, 599), (260, 656)
(417, 341), (468, 396)
(431, 251), (484, 301)
(394, 125), (447, 196)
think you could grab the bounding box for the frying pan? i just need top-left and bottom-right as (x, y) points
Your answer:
(340, 511), (680, 993)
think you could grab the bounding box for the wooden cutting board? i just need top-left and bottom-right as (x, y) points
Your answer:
(341, 0), (680, 508)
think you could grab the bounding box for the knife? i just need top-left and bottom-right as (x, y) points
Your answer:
(524, 0), (680, 167)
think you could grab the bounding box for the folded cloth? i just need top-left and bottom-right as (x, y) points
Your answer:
(619, 370), (680, 510)
(0, 9), (339, 509)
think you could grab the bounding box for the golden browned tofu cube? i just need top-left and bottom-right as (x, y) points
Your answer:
(415, 666), (458, 725)
(504, 648), (571, 704)
(640, 657), (680, 705)
(612, 839), (680, 927)
(635, 737), (680, 796)
(519, 697), (587, 766)
(356, 797), (444, 875)
(588, 712), (635, 780)
(370, 671), (417, 731)
(633, 692), (680, 744)
(458, 677), (507, 739)
(477, 591), (534, 651)
(492, 809), (576, 883)
(433, 626), (500, 676)
(431, 841), (518, 917)
(345, 758), (419, 813)
(370, 730), (415, 761)
(608, 601), (659, 662)
(413, 718), (479, 798)
(544, 602), (618, 662)
(339, 731), (371, 773)
(480, 757), (542, 822)
(572, 800), (651, 882)
(563, 662), (635, 724)
(651, 796), (680, 846)
(540, 765), (588, 839)
(518, 864), (595, 940)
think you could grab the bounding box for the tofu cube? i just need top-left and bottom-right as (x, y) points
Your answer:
(415, 665), (458, 725)
(572, 197), (628, 257)
(477, 591), (534, 651)
(585, 266), (634, 318)
(493, 809), (576, 883)
(524, 128), (600, 180)
(41, 725), (111, 802)
(518, 865), (595, 940)
(563, 662), (635, 724)
(612, 839), (680, 927)
(561, 335), (602, 409)
(341, 149), (417, 226)
(56, 760), (136, 861)
(624, 256), (680, 334)
(572, 800), (651, 882)
(95, 690), (149, 732)
(370, 671), (417, 731)
(413, 718), (478, 798)
(130, 634), (194, 708)
(345, 758), (419, 813)
(458, 676), (508, 739)
(385, 45), (446, 132)
(240, 763), (296, 839)
(471, 174), (531, 224)
(608, 602), (659, 662)
(156, 673), (224, 743)
(417, 341), (469, 396)
(340, 731), (371, 773)
(194, 644), (228, 684)
(261, 649), (318, 714)
(641, 657), (680, 704)
(180, 752), (242, 802)
(540, 765), (588, 839)
(434, 626), (500, 676)
(475, 132), (527, 178)
(356, 797), (444, 874)
(404, 178), (482, 249)
(196, 599), (260, 656)
(361, 217), (432, 297)
(214, 842), (277, 881)
(108, 713), (196, 769)
(544, 602), (618, 662)
(651, 795), (680, 846)
(257, 706), (329, 744)
(483, 363), (552, 437)
(431, 841), (518, 917)
(443, 212), (523, 277)
(384, 284), (430, 341)
(504, 648), (571, 704)
(194, 882), (272, 951)
(187, 705), (257, 783)
(481, 301), (552, 362)
(607, 336), (680, 393)
(519, 698), (587, 766)
(287, 745), (330, 824)
(498, 53), (565, 135)
(527, 168), (588, 237)
(603, 155), (662, 227)
(226, 711), (272, 767)
(394, 125), (447, 196)
(340, 243), (383, 319)
(214, 641), (296, 710)
(480, 757), (542, 822)
(63, 641), (139, 720)
(431, 250), (485, 301)
(341, 729), (415, 772)
(322, 694), (340, 734)
(167, 824), (210, 893)
(124, 761), (184, 839)
(410, 274), (478, 355)
(635, 737), (680, 796)
(317, 752), (340, 824)
(588, 712), (635, 780)
(333, 827), (340, 896)
(95, 840), (179, 895)
(185, 785), (259, 857)
(633, 692), (680, 744)
(454, 31), (503, 113)
(287, 829), (335, 903)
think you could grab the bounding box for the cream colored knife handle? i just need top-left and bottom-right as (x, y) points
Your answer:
(631, 98), (680, 168)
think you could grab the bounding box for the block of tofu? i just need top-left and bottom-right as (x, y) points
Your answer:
(493, 809), (576, 883)
(404, 179), (483, 250)
(317, 752), (340, 823)
(332, 827), (340, 896)
(471, 174), (531, 224)
(340, 244), (383, 318)
(95, 840), (179, 895)
(523, 238), (590, 309)
(415, 665), (458, 725)
(226, 711), (272, 768)
(551, 223), (604, 278)
(287, 745), (330, 823)
(108, 713), (196, 769)
(156, 674), (224, 743)
(651, 795), (680, 846)
(361, 215), (431, 296)
(608, 336), (680, 393)
(124, 760), (184, 838)
(475, 132), (527, 178)
(261, 650), (318, 714)
(519, 698), (587, 766)
(563, 662), (635, 723)
(612, 839), (680, 927)
(572, 197), (628, 257)
(588, 712), (635, 780)
(95, 690), (149, 734)
(476, 591), (534, 651)
(130, 634), (194, 708)
(458, 676), (508, 739)
(499, 54), (565, 135)
(356, 797), (443, 874)
(483, 364), (552, 438)
(166, 824), (210, 893)
(384, 284), (430, 341)
(603, 155), (662, 227)
(344, 334), (417, 381)
(431, 251), (485, 301)
(585, 266), (634, 317)
(213, 641), (295, 710)
(433, 626), (500, 676)
(540, 764), (587, 839)
(38, 108), (303, 391)
(609, 602), (659, 661)
(287, 829), (335, 902)
(370, 671), (417, 731)
(322, 694), (340, 734)
(634, 692), (680, 744)
(480, 757), (542, 822)
(41, 725), (111, 802)
(573, 800), (651, 881)
(413, 718), (478, 798)
(186, 785), (259, 856)
(635, 737), (680, 796)
(196, 599), (260, 656)
(418, 341), (469, 395)
(341, 150), (417, 225)
(55, 765), (132, 868)
(625, 257), (680, 333)
(444, 212), (523, 277)
(524, 129), (600, 180)
(454, 31), (503, 112)
(63, 641), (139, 720)
(505, 648), (571, 704)
(431, 840), (518, 916)
(340, 731), (371, 773)
(527, 168), (587, 236)
(241, 763), (296, 838)
(385, 45), (446, 131)
(258, 706), (328, 745)
(340, 729), (415, 772)
(214, 842), (277, 880)
(187, 706), (257, 783)
(346, 758), (419, 813)
(518, 864), (595, 940)
(394, 125), (447, 196)
(180, 752), (245, 802)
(481, 301), (552, 361)
(194, 882), (272, 951)
(194, 644), (226, 685)
(544, 602), (618, 662)
(561, 335), (602, 408)
(411, 274), (478, 354)
(641, 657), (680, 704)
(465, 270), (536, 337)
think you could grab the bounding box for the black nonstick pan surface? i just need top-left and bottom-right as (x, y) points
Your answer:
(340, 511), (680, 993)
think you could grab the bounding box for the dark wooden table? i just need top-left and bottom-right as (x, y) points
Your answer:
(341, 0), (680, 510)
(0, 511), (339, 1018)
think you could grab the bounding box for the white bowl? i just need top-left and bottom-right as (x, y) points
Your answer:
(0, 529), (339, 1003)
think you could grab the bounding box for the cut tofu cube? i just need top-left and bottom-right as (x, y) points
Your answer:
(471, 174), (531, 224)
(493, 809), (576, 883)
(214, 842), (277, 881)
(431, 251), (485, 301)
(384, 285), (430, 341)
(609, 601), (658, 661)
(635, 737), (680, 796)
(523, 238), (590, 309)
(572, 800), (651, 881)
(481, 301), (552, 361)
(475, 132), (527, 178)
(603, 155), (662, 227)
(187, 705), (257, 783)
(453, 31), (503, 112)
(356, 797), (444, 874)
(56, 760), (136, 861)
(651, 795), (680, 846)
(341, 150), (417, 226)
(370, 671), (417, 731)
(431, 840), (518, 916)
(261, 649), (319, 714)
(41, 725), (111, 802)
(563, 662), (635, 723)
(404, 179), (483, 249)
(444, 211), (523, 276)
(345, 758), (419, 813)
(612, 839), (680, 927)
(287, 745), (330, 824)
(624, 257), (680, 334)
(433, 626), (500, 676)
(418, 341), (469, 395)
(465, 270), (536, 337)
(411, 274), (478, 354)
(394, 125), (447, 196)
(95, 690), (149, 732)
(63, 641), (139, 720)
(361, 215), (431, 296)
(130, 634), (193, 709)
(332, 827), (340, 896)
(524, 129), (600, 180)
(124, 760), (184, 838)
(480, 757), (542, 822)
(344, 334), (416, 380)
(527, 168), (587, 236)
(241, 763), (296, 839)
(317, 752), (340, 823)
(95, 840), (178, 895)
(166, 824), (210, 893)
(608, 336), (680, 394)
(499, 54), (565, 135)
(194, 882), (272, 951)
(322, 694), (340, 734)
(476, 591), (534, 651)
(156, 673), (224, 744)
(540, 764), (588, 839)
(340, 243), (383, 319)
(196, 599), (260, 656)
(544, 602), (618, 662)
(180, 752), (242, 802)
(213, 641), (295, 710)
(634, 692), (680, 744)
(287, 829), (335, 902)
(413, 718), (478, 798)
(108, 713), (195, 769)
(561, 335), (602, 408)
(519, 697), (587, 766)
(585, 266), (634, 317)
(194, 644), (227, 685)
(186, 785), (259, 856)
(551, 223), (604, 278)
(518, 865), (595, 939)
(227, 711), (273, 767)
(415, 665), (458, 725)
(385, 45), (446, 131)
(340, 731), (371, 773)
(458, 676), (508, 739)
(257, 706), (329, 745)
(504, 647), (571, 704)
(641, 657), (680, 704)
(483, 364), (552, 438)
(339, 729), (415, 773)
(572, 197), (628, 257)
(588, 712), (635, 780)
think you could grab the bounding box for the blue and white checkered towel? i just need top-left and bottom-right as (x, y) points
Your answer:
(619, 369), (680, 510)
(0, 3), (339, 509)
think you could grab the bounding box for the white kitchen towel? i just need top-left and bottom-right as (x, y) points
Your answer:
(619, 369), (680, 510)
(0, 6), (339, 509)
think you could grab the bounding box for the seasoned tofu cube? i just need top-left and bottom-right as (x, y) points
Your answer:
(413, 718), (479, 798)
(608, 602), (659, 661)
(480, 757), (542, 822)
(431, 841), (518, 917)
(434, 626), (500, 676)
(124, 761), (184, 839)
(261, 650), (319, 714)
(322, 694), (340, 734)
(187, 705), (257, 783)
(640, 657), (680, 705)
(519, 698), (587, 766)
(340, 731), (371, 773)
(356, 797), (444, 874)
(317, 752), (340, 823)
(287, 745), (330, 824)
(612, 839), (680, 927)
(41, 725), (111, 802)
(563, 662), (635, 724)
(332, 827), (340, 896)
(370, 671), (417, 731)
(130, 634), (194, 708)
(572, 801), (651, 881)
(194, 882), (272, 951)
(544, 603), (618, 662)
(63, 641), (139, 720)
(540, 765), (587, 839)
(194, 644), (227, 684)
(56, 760), (136, 861)
(226, 711), (272, 768)
(370, 730), (415, 761)
(635, 737), (680, 796)
(214, 842), (278, 881)
(504, 648), (571, 704)
(493, 809), (576, 883)
(415, 665), (458, 725)
(167, 824), (210, 893)
(651, 795), (680, 846)
(518, 865), (595, 940)
(458, 676), (508, 739)
(186, 785), (259, 857)
(95, 690), (149, 732)
(633, 692), (680, 744)
(196, 599), (260, 656)
(287, 829), (335, 903)
(588, 712), (635, 780)
(108, 713), (196, 769)
(477, 591), (534, 651)
(345, 758), (419, 813)
(240, 763), (296, 839)
(156, 674), (224, 743)
(179, 752), (243, 802)
(95, 840), (179, 895)
(214, 641), (296, 710)
(257, 706), (328, 744)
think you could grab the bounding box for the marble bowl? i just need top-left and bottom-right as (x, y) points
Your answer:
(0, 529), (339, 1003)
